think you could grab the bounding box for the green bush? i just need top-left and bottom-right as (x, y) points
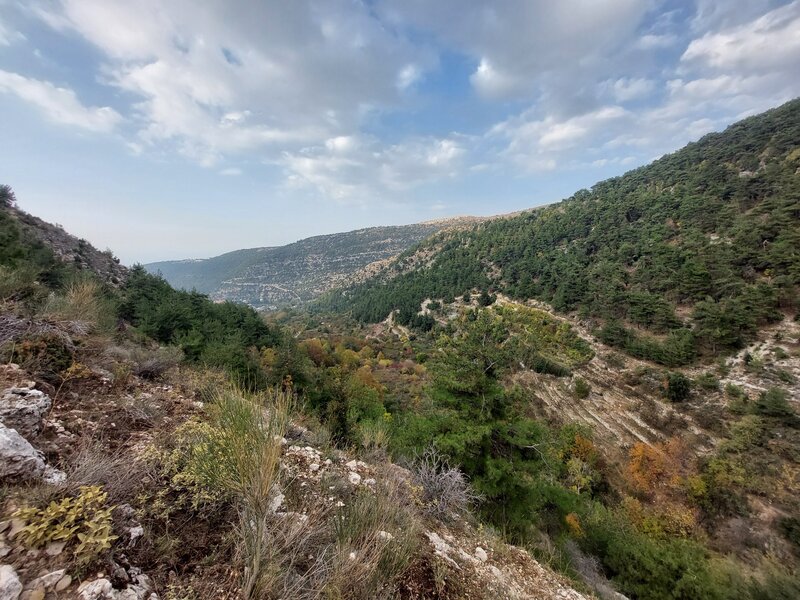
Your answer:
(664, 372), (692, 403)
(573, 377), (591, 399)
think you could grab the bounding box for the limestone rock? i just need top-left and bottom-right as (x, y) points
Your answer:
(26, 569), (64, 591)
(0, 565), (22, 600)
(0, 422), (46, 481)
(78, 578), (113, 599)
(0, 388), (51, 438)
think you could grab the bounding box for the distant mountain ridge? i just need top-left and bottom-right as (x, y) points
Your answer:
(145, 218), (485, 308)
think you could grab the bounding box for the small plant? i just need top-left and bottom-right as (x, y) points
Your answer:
(13, 485), (117, 564)
(753, 388), (796, 421)
(409, 447), (480, 521)
(695, 372), (720, 391)
(132, 345), (183, 379)
(357, 418), (390, 458)
(664, 372), (691, 402)
(573, 377), (591, 399)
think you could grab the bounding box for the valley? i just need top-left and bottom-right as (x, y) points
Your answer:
(1, 99), (799, 600)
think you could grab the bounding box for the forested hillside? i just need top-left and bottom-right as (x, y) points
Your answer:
(322, 99), (800, 366)
(146, 220), (482, 309)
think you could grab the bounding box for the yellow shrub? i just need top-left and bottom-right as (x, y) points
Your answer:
(13, 485), (117, 563)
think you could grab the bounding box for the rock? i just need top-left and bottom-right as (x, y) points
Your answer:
(7, 520), (25, 539)
(308, 463), (320, 472)
(0, 388), (51, 438)
(55, 575), (72, 592)
(0, 565), (22, 600)
(110, 564), (130, 587)
(127, 525), (144, 547)
(45, 540), (67, 556)
(363, 478), (376, 486)
(0, 422), (46, 481)
(26, 569), (65, 590)
(348, 472), (361, 485)
(78, 578), (113, 599)
(42, 466), (66, 485)
(269, 492), (285, 514)
(22, 588), (44, 600)
(377, 530), (394, 541)
(475, 546), (488, 562)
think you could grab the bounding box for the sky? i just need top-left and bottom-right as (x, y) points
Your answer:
(1, 1), (799, 264)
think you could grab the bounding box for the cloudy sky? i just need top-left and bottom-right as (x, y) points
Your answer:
(1, 0), (799, 263)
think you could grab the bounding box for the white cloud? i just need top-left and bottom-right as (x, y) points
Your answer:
(636, 33), (677, 49)
(219, 167), (242, 176)
(0, 69), (121, 132)
(489, 105), (631, 170)
(683, 1), (800, 72)
(610, 77), (656, 101)
(33, 0), (425, 165)
(281, 134), (465, 203)
(397, 64), (422, 90)
(378, 0), (651, 101)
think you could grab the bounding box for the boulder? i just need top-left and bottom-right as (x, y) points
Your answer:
(0, 423), (46, 481)
(0, 388), (51, 438)
(0, 564), (22, 600)
(0, 423), (64, 484)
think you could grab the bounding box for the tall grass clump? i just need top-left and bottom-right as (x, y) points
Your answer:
(189, 384), (291, 599)
(41, 278), (116, 333)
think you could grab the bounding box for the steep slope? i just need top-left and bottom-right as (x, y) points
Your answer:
(322, 98), (800, 365)
(146, 219), (484, 309)
(1, 197), (128, 287)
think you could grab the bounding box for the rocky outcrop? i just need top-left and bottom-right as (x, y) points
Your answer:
(0, 564), (22, 600)
(0, 385), (63, 484)
(0, 388), (51, 439)
(77, 572), (157, 600)
(0, 423), (48, 482)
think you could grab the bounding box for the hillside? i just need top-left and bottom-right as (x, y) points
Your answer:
(0, 196), (598, 599)
(1, 188), (128, 288)
(321, 98), (800, 366)
(146, 219), (484, 309)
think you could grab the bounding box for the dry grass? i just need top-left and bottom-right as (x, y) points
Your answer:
(409, 447), (480, 522)
(65, 441), (147, 504)
(41, 278), (115, 332)
(189, 384), (291, 599)
(248, 475), (421, 600)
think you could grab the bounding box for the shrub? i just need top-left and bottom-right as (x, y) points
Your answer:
(7, 332), (74, 383)
(778, 516), (800, 552)
(13, 485), (117, 564)
(0, 265), (46, 304)
(132, 345), (183, 379)
(328, 481), (420, 598)
(41, 278), (116, 332)
(753, 388), (795, 421)
(573, 377), (591, 399)
(189, 385), (291, 599)
(65, 443), (146, 503)
(409, 447), (480, 521)
(696, 372), (720, 391)
(664, 372), (691, 402)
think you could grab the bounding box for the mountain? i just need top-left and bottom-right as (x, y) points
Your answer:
(145, 218), (484, 309)
(321, 98), (800, 366)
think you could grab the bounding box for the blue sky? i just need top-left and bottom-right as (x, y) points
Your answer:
(1, 0), (799, 264)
